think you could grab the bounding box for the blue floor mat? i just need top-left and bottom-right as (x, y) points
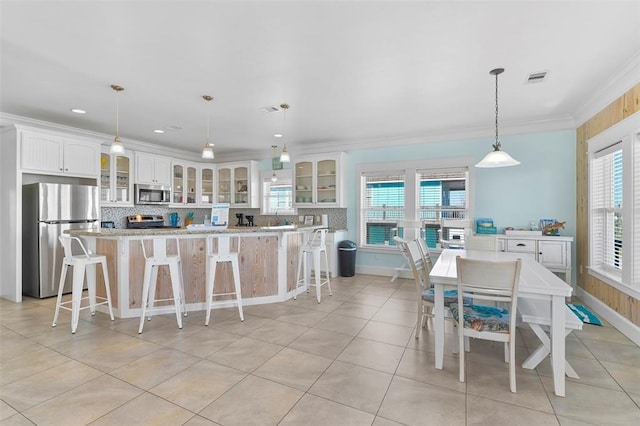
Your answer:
(567, 303), (603, 326)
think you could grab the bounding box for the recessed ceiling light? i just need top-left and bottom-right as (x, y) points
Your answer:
(153, 129), (165, 134)
(71, 108), (86, 114)
(273, 133), (283, 138)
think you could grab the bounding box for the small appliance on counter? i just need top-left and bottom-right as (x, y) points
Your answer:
(235, 213), (244, 227)
(245, 215), (255, 227)
(126, 215), (177, 229)
(101, 221), (115, 229)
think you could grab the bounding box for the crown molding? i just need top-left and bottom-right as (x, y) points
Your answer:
(0, 113), (202, 162)
(288, 115), (575, 156)
(574, 51), (640, 127)
(1, 111), (575, 162)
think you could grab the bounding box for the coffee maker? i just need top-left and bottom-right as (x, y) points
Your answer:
(235, 213), (244, 227)
(245, 215), (255, 227)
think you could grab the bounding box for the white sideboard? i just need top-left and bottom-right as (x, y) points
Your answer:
(496, 234), (573, 285)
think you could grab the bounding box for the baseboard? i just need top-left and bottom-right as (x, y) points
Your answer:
(575, 287), (640, 346)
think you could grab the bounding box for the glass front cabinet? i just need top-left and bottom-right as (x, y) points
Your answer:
(100, 151), (133, 206)
(199, 166), (215, 207)
(216, 160), (259, 207)
(171, 162), (198, 206)
(294, 152), (344, 207)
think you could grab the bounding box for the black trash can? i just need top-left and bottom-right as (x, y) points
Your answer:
(338, 240), (357, 277)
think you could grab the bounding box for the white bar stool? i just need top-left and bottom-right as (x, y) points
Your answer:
(205, 235), (244, 325)
(52, 235), (114, 334)
(139, 237), (187, 334)
(295, 228), (332, 303)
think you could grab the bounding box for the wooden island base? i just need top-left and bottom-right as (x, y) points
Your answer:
(70, 227), (313, 318)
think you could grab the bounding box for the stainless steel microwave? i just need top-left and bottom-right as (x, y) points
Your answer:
(134, 184), (171, 205)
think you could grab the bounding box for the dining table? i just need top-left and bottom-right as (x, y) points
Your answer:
(430, 249), (573, 397)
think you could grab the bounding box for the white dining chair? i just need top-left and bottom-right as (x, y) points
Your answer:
(390, 220), (425, 281)
(453, 256), (522, 393)
(394, 237), (466, 347)
(464, 234), (498, 251)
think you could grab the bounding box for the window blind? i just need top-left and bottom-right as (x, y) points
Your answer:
(590, 144), (622, 273)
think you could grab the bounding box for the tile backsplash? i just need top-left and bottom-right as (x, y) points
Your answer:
(101, 206), (347, 231)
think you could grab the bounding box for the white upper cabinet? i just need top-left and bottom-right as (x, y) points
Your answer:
(293, 152), (345, 207)
(199, 166), (216, 208)
(135, 153), (171, 185)
(170, 162), (198, 207)
(20, 130), (99, 177)
(216, 160), (259, 208)
(100, 151), (133, 206)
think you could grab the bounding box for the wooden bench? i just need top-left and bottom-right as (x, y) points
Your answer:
(518, 298), (583, 378)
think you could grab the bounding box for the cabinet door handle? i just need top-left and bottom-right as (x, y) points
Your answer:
(59, 168), (64, 171)
(516, 243), (526, 247)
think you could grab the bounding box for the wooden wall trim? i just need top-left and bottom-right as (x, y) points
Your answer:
(576, 83), (640, 327)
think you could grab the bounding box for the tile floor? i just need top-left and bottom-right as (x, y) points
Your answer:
(1, 274), (639, 425)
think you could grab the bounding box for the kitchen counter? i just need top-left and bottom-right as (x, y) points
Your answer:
(70, 224), (320, 238)
(68, 225), (320, 318)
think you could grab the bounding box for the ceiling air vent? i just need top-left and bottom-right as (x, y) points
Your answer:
(166, 125), (184, 131)
(259, 105), (281, 113)
(527, 71), (548, 83)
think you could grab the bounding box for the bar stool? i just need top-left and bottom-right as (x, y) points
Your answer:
(52, 235), (114, 334)
(138, 237), (187, 334)
(204, 235), (244, 325)
(295, 228), (332, 303)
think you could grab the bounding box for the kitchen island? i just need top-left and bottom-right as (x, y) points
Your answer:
(68, 225), (320, 318)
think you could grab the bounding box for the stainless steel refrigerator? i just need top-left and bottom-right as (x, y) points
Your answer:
(22, 183), (100, 298)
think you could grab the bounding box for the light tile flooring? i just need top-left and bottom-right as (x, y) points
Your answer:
(1, 274), (640, 425)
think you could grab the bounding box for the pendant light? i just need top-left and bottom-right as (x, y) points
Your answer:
(109, 84), (125, 154)
(279, 103), (291, 163)
(475, 68), (520, 168)
(201, 95), (215, 159)
(271, 145), (278, 182)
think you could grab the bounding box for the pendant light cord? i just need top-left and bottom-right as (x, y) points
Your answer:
(494, 71), (499, 148)
(116, 91), (120, 141)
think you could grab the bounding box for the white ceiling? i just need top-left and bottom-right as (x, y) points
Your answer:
(1, 1), (639, 161)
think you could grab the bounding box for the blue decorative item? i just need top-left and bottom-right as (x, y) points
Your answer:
(567, 304), (603, 326)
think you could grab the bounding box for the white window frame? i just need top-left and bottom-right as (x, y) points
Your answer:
(261, 169), (295, 215)
(587, 113), (640, 299)
(357, 157), (474, 252)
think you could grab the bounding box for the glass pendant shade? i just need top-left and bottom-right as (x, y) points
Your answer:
(271, 172), (278, 182)
(110, 137), (124, 154)
(280, 144), (290, 163)
(476, 147), (520, 167)
(201, 144), (214, 159)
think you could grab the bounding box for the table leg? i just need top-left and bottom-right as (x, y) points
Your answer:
(551, 295), (566, 397)
(434, 284), (444, 369)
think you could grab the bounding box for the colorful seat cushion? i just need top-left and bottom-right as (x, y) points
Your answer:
(422, 289), (471, 307)
(449, 303), (511, 332)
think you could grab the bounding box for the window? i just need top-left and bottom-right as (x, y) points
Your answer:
(587, 116), (639, 295)
(590, 145), (622, 273)
(419, 169), (469, 249)
(261, 170), (294, 215)
(358, 158), (472, 250)
(361, 171), (405, 246)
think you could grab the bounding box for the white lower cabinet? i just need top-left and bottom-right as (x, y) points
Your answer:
(497, 235), (573, 285)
